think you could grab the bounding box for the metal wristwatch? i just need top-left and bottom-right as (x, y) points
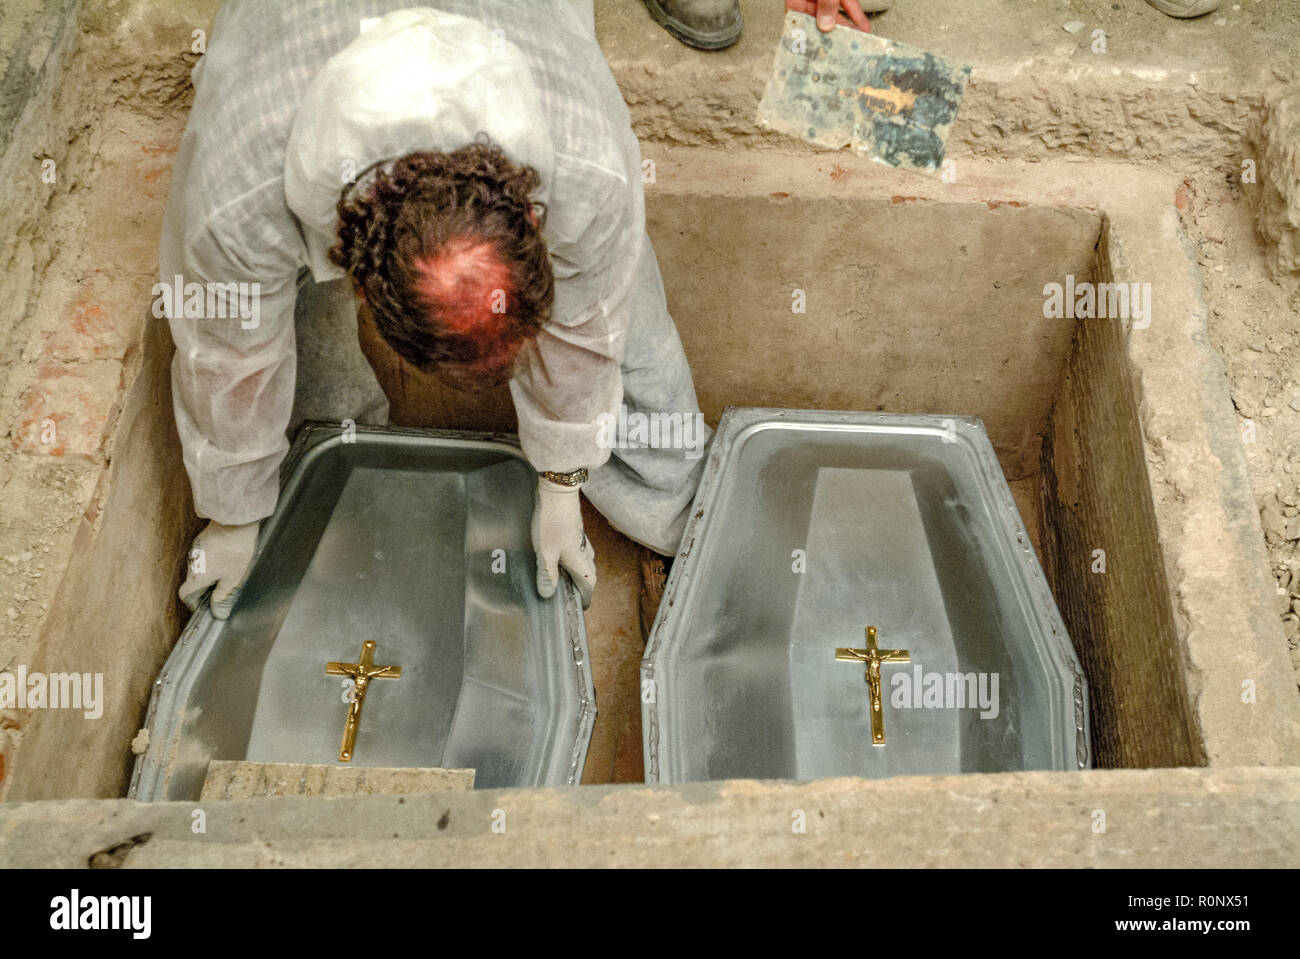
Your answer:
(539, 467), (588, 487)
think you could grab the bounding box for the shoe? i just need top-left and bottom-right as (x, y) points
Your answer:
(642, 0), (743, 50)
(1144, 0), (1221, 17)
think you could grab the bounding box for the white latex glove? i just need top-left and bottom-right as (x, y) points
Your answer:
(179, 520), (259, 620)
(532, 477), (597, 610)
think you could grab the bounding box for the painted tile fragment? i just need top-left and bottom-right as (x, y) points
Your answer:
(757, 12), (972, 173)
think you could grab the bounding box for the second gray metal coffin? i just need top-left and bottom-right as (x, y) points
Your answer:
(643, 408), (1090, 784)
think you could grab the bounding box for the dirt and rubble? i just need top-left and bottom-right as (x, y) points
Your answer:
(1181, 169), (1300, 684)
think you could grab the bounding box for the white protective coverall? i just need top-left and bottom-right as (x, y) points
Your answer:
(161, 0), (710, 567)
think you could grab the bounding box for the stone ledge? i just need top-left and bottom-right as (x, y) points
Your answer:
(0, 766), (1294, 868)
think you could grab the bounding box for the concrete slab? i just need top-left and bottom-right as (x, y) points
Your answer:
(1, 766), (1295, 868)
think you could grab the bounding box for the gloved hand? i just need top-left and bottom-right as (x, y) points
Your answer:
(179, 520), (260, 620)
(532, 477), (597, 610)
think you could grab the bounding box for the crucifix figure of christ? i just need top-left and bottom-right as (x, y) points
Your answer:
(835, 626), (910, 746)
(325, 640), (402, 763)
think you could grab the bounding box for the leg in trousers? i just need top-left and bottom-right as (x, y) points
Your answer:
(582, 237), (711, 556)
(288, 271), (390, 437)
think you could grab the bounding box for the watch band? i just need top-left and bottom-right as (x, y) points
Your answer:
(540, 467), (588, 487)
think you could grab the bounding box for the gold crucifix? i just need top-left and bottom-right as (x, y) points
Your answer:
(325, 640), (401, 763)
(836, 626), (910, 746)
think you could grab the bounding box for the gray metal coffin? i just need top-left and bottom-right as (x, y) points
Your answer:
(642, 407), (1090, 784)
(130, 424), (595, 801)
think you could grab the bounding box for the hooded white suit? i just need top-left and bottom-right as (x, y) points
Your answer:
(161, 0), (708, 555)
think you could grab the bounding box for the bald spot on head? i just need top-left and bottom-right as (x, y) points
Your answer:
(414, 236), (516, 346)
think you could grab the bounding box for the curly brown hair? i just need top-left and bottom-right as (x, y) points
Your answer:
(329, 144), (552, 376)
